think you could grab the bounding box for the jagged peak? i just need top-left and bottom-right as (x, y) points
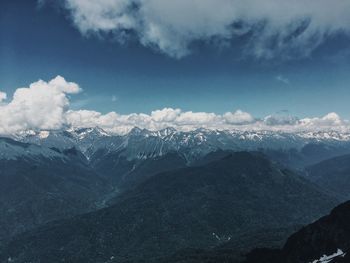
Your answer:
(151, 127), (177, 138)
(9, 126), (350, 141)
(128, 127), (151, 136)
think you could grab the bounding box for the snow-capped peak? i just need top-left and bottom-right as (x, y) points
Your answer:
(150, 127), (177, 138)
(11, 126), (350, 162)
(69, 127), (110, 140)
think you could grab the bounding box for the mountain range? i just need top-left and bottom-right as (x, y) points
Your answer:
(1, 127), (350, 262)
(13, 127), (350, 169)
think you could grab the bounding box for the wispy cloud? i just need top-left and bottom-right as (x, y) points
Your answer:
(111, 95), (118, 102)
(275, 75), (290, 85)
(49, 0), (350, 59)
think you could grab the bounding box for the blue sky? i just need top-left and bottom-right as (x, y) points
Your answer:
(1, 0), (350, 120)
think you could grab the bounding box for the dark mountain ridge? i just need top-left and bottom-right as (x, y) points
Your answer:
(0, 152), (337, 263)
(244, 200), (350, 263)
(306, 153), (350, 201)
(0, 138), (110, 245)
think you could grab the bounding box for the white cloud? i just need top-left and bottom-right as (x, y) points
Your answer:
(56, 0), (350, 58)
(224, 110), (255, 125)
(299, 112), (345, 130)
(0, 91), (7, 102)
(66, 109), (350, 134)
(66, 108), (222, 133)
(1, 76), (350, 135)
(151, 108), (181, 122)
(0, 76), (81, 135)
(175, 111), (219, 125)
(47, 75), (81, 94)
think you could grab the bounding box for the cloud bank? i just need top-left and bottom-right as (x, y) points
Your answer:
(56, 0), (350, 58)
(0, 76), (349, 135)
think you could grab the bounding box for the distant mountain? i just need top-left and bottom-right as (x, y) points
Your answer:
(244, 200), (350, 263)
(0, 152), (337, 263)
(20, 127), (114, 157)
(306, 154), (350, 201)
(18, 127), (350, 169)
(0, 137), (63, 161)
(0, 137), (110, 246)
(9, 127), (350, 195)
(263, 142), (350, 169)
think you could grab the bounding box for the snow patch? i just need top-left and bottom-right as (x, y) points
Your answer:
(39, 131), (50, 139)
(309, 249), (345, 263)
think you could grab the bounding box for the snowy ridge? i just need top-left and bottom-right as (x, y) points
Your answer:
(9, 127), (350, 161)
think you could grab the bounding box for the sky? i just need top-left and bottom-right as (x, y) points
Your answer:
(0, 0), (350, 134)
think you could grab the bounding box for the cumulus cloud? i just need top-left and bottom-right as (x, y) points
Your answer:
(299, 112), (345, 129)
(224, 110), (255, 125)
(151, 108), (181, 123)
(1, 76), (350, 135)
(54, 0), (350, 58)
(0, 76), (81, 135)
(66, 108), (222, 134)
